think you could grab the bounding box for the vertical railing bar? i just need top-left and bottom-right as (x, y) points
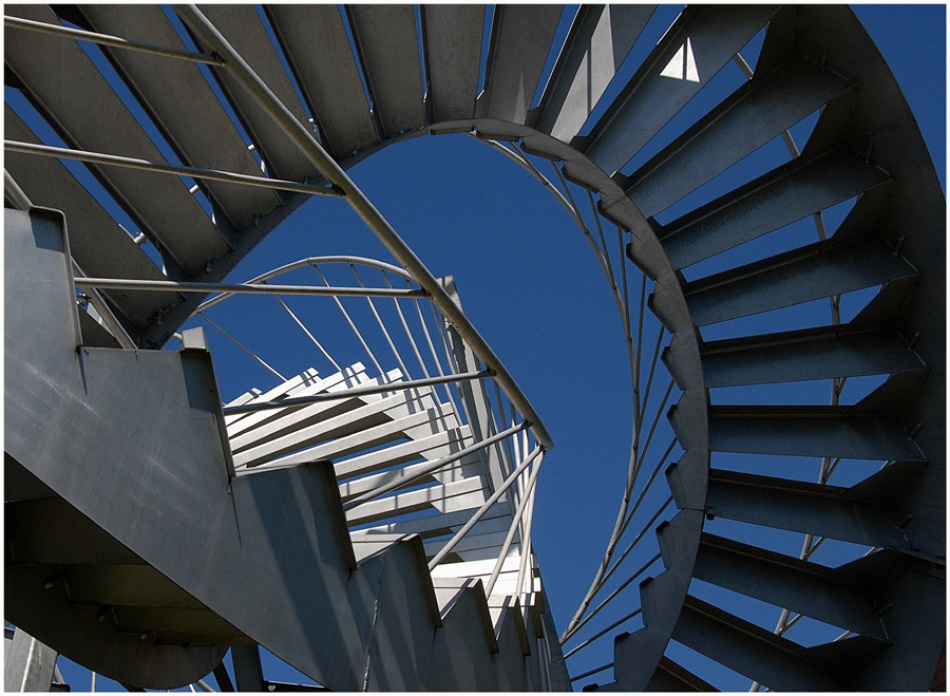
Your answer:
(550, 160), (588, 234)
(424, 289), (467, 421)
(562, 497), (673, 644)
(349, 263), (412, 379)
(409, 280), (453, 395)
(311, 265), (385, 377)
(272, 294), (342, 372)
(616, 436), (678, 545)
(485, 452), (544, 597)
(564, 550), (660, 649)
(517, 427), (531, 502)
(551, 162), (624, 321)
(428, 444), (543, 569)
(492, 377), (515, 473)
(198, 311), (286, 381)
(515, 461), (539, 604)
(633, 272), (647, 434)
(509, 415), (523, 504)
(513, 426), (532, 557)
(564, 438), (640, 640)
(581, 455), (675, 610)
(616, 226), (633, 344)
(562, 606), (644, 659)
(634, 324), (668, 463)
(486, 139), (587, 231)
(381, 270), (451, 421)
(633, 378), (676, 478)
(588, 188), (618, 299)
(571, 312), (662, 629)
(383, 270), (431, 379)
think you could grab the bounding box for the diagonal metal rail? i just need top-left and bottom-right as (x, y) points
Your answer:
(175, 4), (552, 452)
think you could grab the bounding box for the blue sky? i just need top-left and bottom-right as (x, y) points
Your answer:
(40, 4), (945, 691)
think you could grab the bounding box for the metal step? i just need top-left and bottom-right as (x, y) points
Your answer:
(694, 532), (890, 640)
(624, 55), (852, 218)
(347, 5), (425, 140)
(534, 5), (653, 143)
(421, 5), (484, 123)
(476, 5), (562, 124)
(75, 5), (282, 231)
(705, 468), (915, 550)
(707, 405), (926, 461)
(671, 594), (848, 691)
(265, 5), (378, 161)
(195, 4), (317, 181)
(684, 236), (918, 326)
(659, 149), (891, 270)
(584, 5), (778, 176)
(5, 5), (231, 278)
(700, 325), (926, 388)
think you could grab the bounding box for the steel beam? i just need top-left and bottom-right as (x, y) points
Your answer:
(701, 326), (925, 387)
(585, 5), (777, 175)
(625, 56), (852, 218)
(708, 406), (925, 461)
(694, 533), (888, 639)
(535, 5), (653, 143)
(706, 469), (910, 549)
(659, 149), (891, 270)
(685, 237), (918, 326)
(672, 595), (842, 691)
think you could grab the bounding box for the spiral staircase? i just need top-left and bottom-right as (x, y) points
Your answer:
(4, 4), (944, 692)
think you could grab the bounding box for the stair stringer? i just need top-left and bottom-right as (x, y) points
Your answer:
(5, 206), (565, 691)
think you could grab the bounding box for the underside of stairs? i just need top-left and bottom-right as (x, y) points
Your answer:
(4, 206), (569, 691)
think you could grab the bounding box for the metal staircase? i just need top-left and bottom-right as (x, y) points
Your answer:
(5, 4), (944, 692)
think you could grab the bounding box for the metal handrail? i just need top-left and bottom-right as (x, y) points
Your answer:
(176, 4), (553, 452)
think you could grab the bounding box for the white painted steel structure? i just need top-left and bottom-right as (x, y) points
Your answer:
(4, 4), (944, 692)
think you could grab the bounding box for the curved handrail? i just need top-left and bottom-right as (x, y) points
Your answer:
(177, 4), (553, 452)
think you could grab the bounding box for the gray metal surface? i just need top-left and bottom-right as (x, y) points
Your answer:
(3, 106), (181, 331)
(76, 4), (282, 230)
(196, 4), (317, 181)
(266, 4), (378, 160)
(671, 595), (843, 691)
(476, 5), (562, 124)
(694, 533), (889, 639)
(625, 56), (853, 218)
(4, 4), (230, 278)
(701, 327), (926, 388)
(421, 5), (484, 122)
(535, 5), (653, 143)
(684, 237), (918, 326)
(708, 407), (926, 460)
(4, 629), (57, 692)
(584, 5), (778, 175)
(5, 203), (555, 690)
(659, 149), (892, 270)
(4, 3), (944, 692)
(347, 5), (425, 140)
(706, 469), (916, 549)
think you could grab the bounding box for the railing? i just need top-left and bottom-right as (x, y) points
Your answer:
(149, 256), (550, 606)
(466, 135), (688, 676)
